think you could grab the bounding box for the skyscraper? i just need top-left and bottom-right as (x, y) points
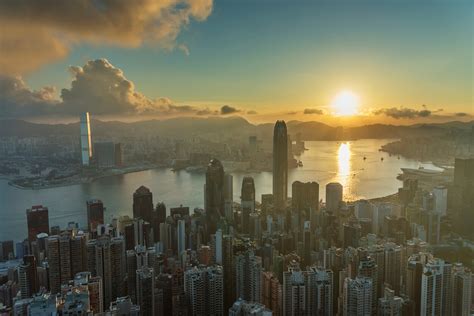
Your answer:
(282, 261), (305, 315)
(177, 219), (186, 257)
(136, 266), (155, 315)
(26, 205), (49, 241)
(224, 173), (234, 222)
(223, 234), (235, 311)
(184, 265), (224, 316)
(451, 263), (472, 316)
(343, 276), (373, 316)
(383, 243), (402, 295)
(357, 255), (378, 314)
(311, 266), (333, 316)
(205, 159), (225, 235)
(18, 255), (38, 299)
(262, 271), (282, 316)
(451, 158), (474, 237)
(88, 236), (125, 309)
(46, 235), (61, 294)
(273, 120), (288, 211)
(154, 202), (167, 242)
(235, 250), (263, 303)
(325, 182), (343, 213)
(241, 177), (256, 212)
(86, 199), (104, 233)
(291, 181), (319, 220)
(80, 112), (92, 166)
(133, 186), (154, 223)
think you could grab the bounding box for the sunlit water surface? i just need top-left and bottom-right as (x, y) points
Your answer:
(0, 139), (440, 242)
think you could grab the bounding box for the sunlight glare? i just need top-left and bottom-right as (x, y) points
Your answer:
(332, 90), (360, 116)
(337, 142), (351, 188)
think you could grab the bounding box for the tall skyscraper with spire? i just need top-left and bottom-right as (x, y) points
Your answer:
(273, 120), (288, 211)
(80, 112), (92, 166)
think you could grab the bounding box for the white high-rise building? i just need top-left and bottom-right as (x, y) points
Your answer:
(342, 276), (372, 316)
(310, 266), (333, 316)
(80, 112), (92, 166)
(420, 258), (452, 316)
(283, 261), (306, 315)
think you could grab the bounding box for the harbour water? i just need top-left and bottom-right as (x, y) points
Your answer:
(0, 139), (441, 242)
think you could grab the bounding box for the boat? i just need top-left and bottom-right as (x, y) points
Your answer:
(363, 156), (367, 160)
(381, 157), (384, 161)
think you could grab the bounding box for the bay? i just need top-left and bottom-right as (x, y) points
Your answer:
(0, 139), (440, 242)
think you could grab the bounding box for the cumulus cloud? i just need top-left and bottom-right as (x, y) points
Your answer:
(220, 105), (240, 115)
(303, 108), (324, 115)
(0, 75), (59, 117)
(0, 58), (211, 118)
(374, 106), (432, 119)
(0, 0), (213, 75)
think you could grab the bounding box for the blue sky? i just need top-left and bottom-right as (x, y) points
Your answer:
(8, 0), (474, 122)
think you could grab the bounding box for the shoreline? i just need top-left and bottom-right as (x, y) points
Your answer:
(6, 164), (163, 190)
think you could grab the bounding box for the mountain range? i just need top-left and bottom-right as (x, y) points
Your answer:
(0, 117), (472, 141)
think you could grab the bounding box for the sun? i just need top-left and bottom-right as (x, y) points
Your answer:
(331, 90), (360, 116)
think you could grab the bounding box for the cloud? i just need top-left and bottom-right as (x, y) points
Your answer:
(303, 108), (324, 115)
(455, 112), (469, 117)
(247, 110), (258, 115)
(287, 111), (298, 115)
(196, 108), (218, 116)
(0, 0), (213, 75)
(0, 75), (59, 117)
(0, 58), (212, 118)
(374, 106), (432, 119)
(220, 105), (240, 115)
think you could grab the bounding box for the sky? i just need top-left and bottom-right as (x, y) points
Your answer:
(0, 0), (472, 125)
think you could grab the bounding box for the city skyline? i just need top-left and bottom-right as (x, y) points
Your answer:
(0, 1), (473, 315)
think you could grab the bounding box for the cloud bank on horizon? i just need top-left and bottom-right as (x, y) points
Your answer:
(0, 59), (217, 118)
(0, 58), (471, 122)
(0, 0), (213, 75)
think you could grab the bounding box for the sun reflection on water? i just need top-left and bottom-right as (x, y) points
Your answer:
(337, 142), (351, 189)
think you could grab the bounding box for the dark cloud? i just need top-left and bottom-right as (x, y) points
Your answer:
(0, 58), (212, 118)
(303, 108), (324, 115)
(247, 110), (258, 115)
(455, 112), (469, 117)
(220, 105), (240, 115)
(0, 0), (213, 75)
(374, 107), (432, 119)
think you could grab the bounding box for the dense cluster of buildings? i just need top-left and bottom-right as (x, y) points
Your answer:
(0, 120), (472, 315)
